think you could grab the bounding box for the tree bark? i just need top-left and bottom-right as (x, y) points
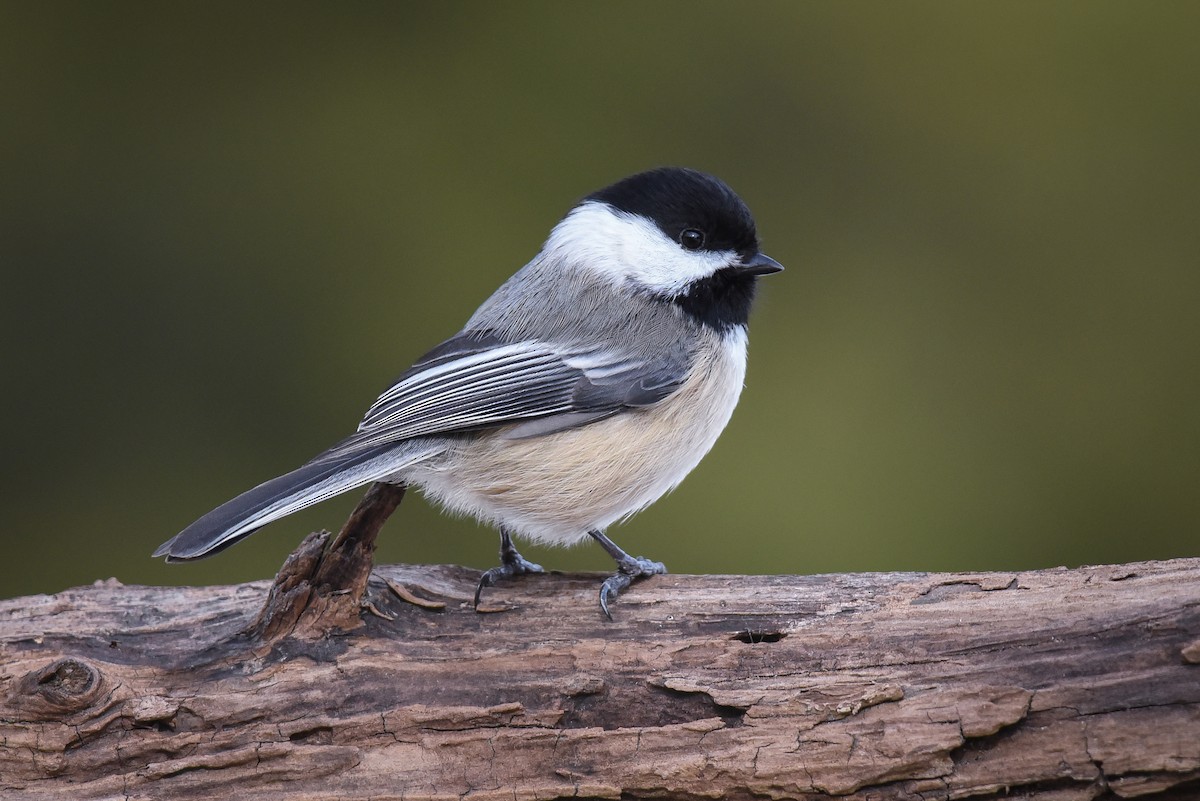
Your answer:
(2, 555), (1198, 800)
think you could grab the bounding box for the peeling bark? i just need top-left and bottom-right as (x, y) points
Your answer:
(2, 556), (1199, 800)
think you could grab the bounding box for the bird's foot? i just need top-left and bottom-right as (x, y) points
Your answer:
(598, 554), (667, 621)
(474, 530), (544, 608)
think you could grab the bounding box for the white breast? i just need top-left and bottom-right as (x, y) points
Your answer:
(404, 328), (748, 546)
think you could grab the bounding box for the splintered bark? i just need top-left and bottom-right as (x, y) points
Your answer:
(2, 555), (1199, 800)
(251, 482), (408, 641)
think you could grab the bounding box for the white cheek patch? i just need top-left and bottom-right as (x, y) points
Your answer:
(542, 202), (733, 296)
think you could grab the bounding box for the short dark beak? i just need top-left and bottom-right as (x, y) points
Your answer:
(739, 252), (784, 276)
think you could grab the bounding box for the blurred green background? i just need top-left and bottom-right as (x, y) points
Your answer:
(2, 2), (1198, 601)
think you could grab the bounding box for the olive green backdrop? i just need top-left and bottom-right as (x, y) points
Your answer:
(3, 2), (1198, 600)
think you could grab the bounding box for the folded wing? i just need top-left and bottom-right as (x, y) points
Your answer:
(330, 331), (690, 456)
(154, 331), (691, 561)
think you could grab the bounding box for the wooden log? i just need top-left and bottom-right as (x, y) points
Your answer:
(2, 555), (1199, 800)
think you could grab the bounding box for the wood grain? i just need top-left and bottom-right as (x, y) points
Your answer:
(2, 557), (1199, 800)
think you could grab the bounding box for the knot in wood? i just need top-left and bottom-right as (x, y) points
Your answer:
(23, 657), (102, 714)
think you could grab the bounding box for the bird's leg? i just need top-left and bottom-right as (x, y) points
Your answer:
(588, 529), (667, 620)
(474, 527), (544, 608)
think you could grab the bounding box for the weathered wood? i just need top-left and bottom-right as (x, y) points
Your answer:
(2, 557), (1199, 800)
(251, 482), (408, 641)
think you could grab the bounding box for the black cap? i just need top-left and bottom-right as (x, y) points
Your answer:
(586, 167), (760, 259)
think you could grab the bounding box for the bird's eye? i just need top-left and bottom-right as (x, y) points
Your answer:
(679, 229), (705, 251)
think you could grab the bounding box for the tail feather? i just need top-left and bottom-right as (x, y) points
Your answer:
(153, 442), (433, 561)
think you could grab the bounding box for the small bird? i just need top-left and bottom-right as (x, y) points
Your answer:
(154, 167), (782, 617)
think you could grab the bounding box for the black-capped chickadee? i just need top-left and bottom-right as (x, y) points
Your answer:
(154, 167), (782, 617)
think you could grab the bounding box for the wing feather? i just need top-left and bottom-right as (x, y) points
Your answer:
(326, 332), (689, 457)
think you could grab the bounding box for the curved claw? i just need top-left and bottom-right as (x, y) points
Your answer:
(596, 555), (667, 620)
(473, 554), (543, 609)
(598, 572), (633, 620)
(473, 568), (498, 609)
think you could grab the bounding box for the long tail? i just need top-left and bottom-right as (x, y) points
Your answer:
(152, 440), (439, 562)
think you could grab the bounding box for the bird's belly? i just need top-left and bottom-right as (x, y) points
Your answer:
(406, 332), (747, 546)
